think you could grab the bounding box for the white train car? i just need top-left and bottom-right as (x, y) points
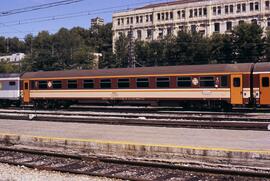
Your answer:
(0, 74), (21, 106)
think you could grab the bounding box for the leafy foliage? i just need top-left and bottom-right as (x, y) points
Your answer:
(0, 22), (270, 73)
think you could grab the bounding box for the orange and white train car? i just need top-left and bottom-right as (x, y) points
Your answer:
(20, 63), (270, 110)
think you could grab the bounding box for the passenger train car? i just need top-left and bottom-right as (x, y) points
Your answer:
(0, 74), (21, 107)
(16, 62), (270, 110)
(0, 62), (270, 110)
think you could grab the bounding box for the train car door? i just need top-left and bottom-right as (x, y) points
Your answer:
(260, 74), (270, 105)
(230, 74), (243, 104)
(23, 80), (30, 103)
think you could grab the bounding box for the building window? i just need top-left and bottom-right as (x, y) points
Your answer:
(100, 79), (111, 89)
(242, 3), (246, 12)
(165, 12), (169, 20)
(140, 16), (143, 23)
(255, 2), (259, 10)
(213, 7), (216, 15)
(189, 9), (193, 18)
(266, 1), (270, 10)
(237, 4), (241, 13)
(118, 79), (130, 88)
(250, 2), (254, 11)
(136, 16), (139, 23)
(194, 9), (198, 17)
(251, 19), (257, 24)
(156, 77), (170, 88)
(230, 5), (234, 13)
(147, 29), (153, 39)
(117, 19), (120, 25)
(130, 17), (133, 24)
(267, 18), (270, 27)
(157, 13), (161, 21)
(200, 77), (215, 87)
(226, 21), (232, 31)
(68, 80), (77, 89)
(182, 10), (186, 18)
(137, 78), (149, 88)
(137, 30), (142, 40)
(214, 23), (220, 32)
(239, 20), (245, 25)
(203, 8), (207, 16)
(262, 77), (270, 87)
(191, 25), (197, 33)
(150, 14), (153, 22)
(161, 13), (165, 20)
(177, 77), (191, 87)
(83, 80), (94, 89)
(53, 80), (62, 89)
(126, 18), (129, 24)
(167, 27), (173, 36)
(225, 5), (229, 14)
(146, 15), (149, 22)
(170, 11), (173, 19)
(217, 6), (221, 14)
(199, 8), (202, 16)
(177, 11), (181, 19)
(121, 18), (124, 24)
(179, 25), (185, 32)
(38, 81), (47, 89)
(158, 28), (164, 38)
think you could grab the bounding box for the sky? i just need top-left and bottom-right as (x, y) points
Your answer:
(0, 0), (169, 39)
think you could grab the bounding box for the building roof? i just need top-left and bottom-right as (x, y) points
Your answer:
(135, 0), (208, 10)
(21, 63), (253, 80)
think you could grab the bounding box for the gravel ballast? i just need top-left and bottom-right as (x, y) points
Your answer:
(0, 163), (116, 181)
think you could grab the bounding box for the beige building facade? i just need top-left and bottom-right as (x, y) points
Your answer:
(112, 0), (270, 48)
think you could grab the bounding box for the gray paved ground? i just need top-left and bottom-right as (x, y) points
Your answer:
(0, 119), (269, 151)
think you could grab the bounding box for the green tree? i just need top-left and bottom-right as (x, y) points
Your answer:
(113, 34), (129, 68)
(210, 33), (234, 64)
(232, 22), (264, 63)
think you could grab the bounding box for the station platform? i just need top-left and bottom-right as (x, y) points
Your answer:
(0, 119), (269, 168)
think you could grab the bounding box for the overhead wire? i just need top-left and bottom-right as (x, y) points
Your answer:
(0, 0), (167, 29)
(0, 0), (85, 17)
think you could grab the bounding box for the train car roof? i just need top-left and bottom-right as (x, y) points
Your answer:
(21, 63), (254, 79)
(0, 73), (20, 78)
(253, 62), (270, 73)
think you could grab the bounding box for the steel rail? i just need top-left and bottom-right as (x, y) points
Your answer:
(0, 111), (269, 131)
(0, 147), (268, 180)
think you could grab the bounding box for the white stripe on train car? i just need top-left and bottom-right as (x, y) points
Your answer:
(29, 89), (231, 99)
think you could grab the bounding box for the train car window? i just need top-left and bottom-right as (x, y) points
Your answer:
(24, 82), (29, 90)
(31, 81), (35, 89)
(156, 77), (170, 88)
(38, 81), (47, 89)
(118, 79), (130, 88)
(9, 81), (16, 86)
(83, 80), (94, 89)
(52, 80), (62, 89)
(177, 77), (191, 87)
(68, 80), (77, 89)
(137, 78), (149, 88)
(233, 78), (241, 87)
(262, 77), (270, 87)
(221, 76), (228, 87)
(100, 79), (111, 89)
(200, 77), (215, 87)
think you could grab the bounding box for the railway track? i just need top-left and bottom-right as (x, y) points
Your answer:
(0, 147), (268, 181)
(0, 108), (269, 131)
